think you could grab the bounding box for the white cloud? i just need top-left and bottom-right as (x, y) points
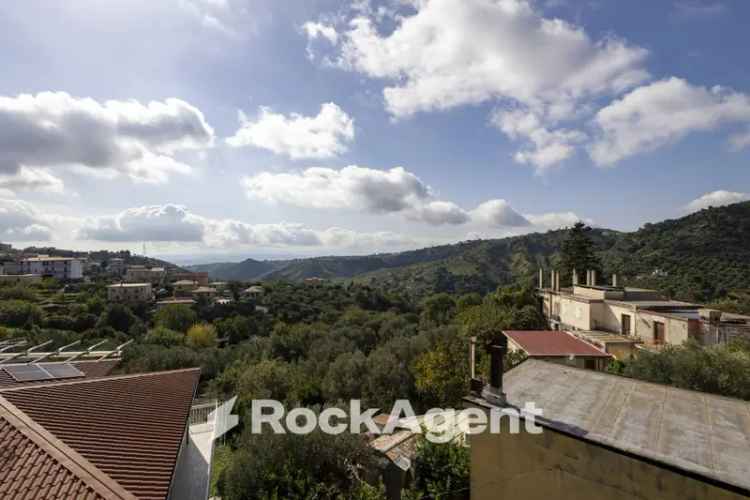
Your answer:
(302, 22), (339, 45)
(0, 167), (64, 194)
(525, 211), (589, 229)
(179, 0), (255, 38)
(589, 77), (750, 165)
(0, 199), (53, 241)
(470, 199), (530, 227)
(226, 102), (354, 159)
(491, 108), (586, 171)
(75, 203), (415, 250)
(330, 0), (648, 118)
(79, 204), (205, 242)
(408, 201), (471, 225)
(685, 190), (749, 213)
(0, 92), (214, 183)
(242, 165), (430, 213)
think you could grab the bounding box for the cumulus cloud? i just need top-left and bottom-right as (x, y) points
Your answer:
(0, 199), (53, 241)
(78, 204), (205, 242)
(76, 203), (414, 250)
(491, 108), (586, 171)
(329, 0), (648, 118)
(226, 103), (354, 159)
(589, 77), (750, 165)
(470, 199), (530, 227)
(0, 92), (213, 183)
(243, 165), (431, 213)
(685, 190), (749, 213)
(525, 211), (590, 229)
(243, 165), (573, 228)
(305, 0), (647, 169)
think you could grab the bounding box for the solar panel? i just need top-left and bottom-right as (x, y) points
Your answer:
(40, 363), (85, 379)
(3, 364), (53, 382)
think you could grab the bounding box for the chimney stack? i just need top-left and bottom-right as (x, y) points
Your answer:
(612, 273), (618, 287)
(550, 270), (555, 291)
(555, 271), (560, 291)
(539, 268), (544, 289)
(482, 334), (508, 406)
(572, 268), (579, 286)
(591, 270), (597, 286)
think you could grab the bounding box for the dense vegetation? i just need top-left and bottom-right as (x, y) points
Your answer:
(192, 201), (750, 303)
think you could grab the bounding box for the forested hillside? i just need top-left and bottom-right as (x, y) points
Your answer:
(192, 202), (750, 302)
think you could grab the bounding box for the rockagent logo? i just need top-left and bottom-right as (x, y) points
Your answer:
(251, 399), (544, 443)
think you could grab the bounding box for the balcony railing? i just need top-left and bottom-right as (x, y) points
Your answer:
(189, 400), (218, 427)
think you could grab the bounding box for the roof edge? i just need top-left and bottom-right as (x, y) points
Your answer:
(0, 367), (201, 393)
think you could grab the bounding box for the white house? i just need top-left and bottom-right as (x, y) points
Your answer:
(20, 256), (83, 280)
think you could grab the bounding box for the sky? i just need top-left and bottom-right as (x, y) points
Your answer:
(0, 0), (748, 263)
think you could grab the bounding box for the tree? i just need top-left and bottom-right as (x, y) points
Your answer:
(144, 326), (185, 347)
(560, 222), (601, 283)
(154, 304), (197, 332)
(96, 304), (139, 333)
(187, 323), (218, 348)
(0, 300), (42, 328)
(413, 333), (469, 408)
(420, 293), (456, 326)
(403, 436), (469, 500)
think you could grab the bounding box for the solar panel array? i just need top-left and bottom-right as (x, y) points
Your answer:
(2, 363), (85, 382)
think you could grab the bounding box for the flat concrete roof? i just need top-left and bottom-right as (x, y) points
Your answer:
(491, 359), (750, 493)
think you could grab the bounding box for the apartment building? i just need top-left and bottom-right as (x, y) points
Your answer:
(20, 255), (83, 280)
(107, 282), (153, 303)
(537, 269), (750, 356)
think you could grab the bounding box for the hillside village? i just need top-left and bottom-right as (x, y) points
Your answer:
(1, 206), (749, 499)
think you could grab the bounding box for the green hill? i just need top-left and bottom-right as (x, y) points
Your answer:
(191, 201), (750, 302)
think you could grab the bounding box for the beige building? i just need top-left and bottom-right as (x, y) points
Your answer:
(107, 283), (153, 303)
(174, 279), (199, 296)
(192, 286), (218, 301)
(125, 265), (165, 284)
(465, 359), (750, 500)
(537, 269), (750, 357)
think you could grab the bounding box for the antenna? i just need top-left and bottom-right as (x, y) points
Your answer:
(142, 242), (147, 257)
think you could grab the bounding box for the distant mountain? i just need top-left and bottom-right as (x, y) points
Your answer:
(187, 258), (280, 281)
(189, 201), (750, 302)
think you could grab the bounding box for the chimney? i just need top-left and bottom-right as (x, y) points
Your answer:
(612, 273), (618, 287)
(550, 270), (555, 291)
(555, 271), (560, 291)
(572, 269), (579, 286)
(481, 335), (508, 406)
(591, 270), (597, 286)
(538, 268), (544, 289)
(585, 270), (591, 286)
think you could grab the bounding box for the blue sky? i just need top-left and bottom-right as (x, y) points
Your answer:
(0, 0), (748, 261)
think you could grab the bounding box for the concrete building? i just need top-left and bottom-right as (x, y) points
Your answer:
(504, 330), (612, 371)
(465, 357), (750, 500)
(537, 269), (750, 356)
(243, 285), (264, 299)
(170, 271), (209, 287)
(107, 282), (153, 303)
(174, 279), (200, 296)
(125, 265), (165, 284)
(20, 256), (83, 280)
(156, 298), (196, 309)
(107, 257), (126, 276)
(192, 286), (218, 301)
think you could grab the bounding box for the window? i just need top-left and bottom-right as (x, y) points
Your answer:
(653, 321), (666, 345)
(621, 314), (631, 336)
(584, 359), (596, 370)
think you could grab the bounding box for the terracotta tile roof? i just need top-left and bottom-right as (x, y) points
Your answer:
(0, 368), (200, 500)
(504, 330), (612, 358)
(0, 360), (120, 388)
(0, 398), (135, 500)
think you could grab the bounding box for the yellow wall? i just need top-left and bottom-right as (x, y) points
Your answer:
(635, 312), (690, 345)
(470, 420), (744, 500)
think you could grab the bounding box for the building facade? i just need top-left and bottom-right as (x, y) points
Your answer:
(107, 283), (153, 303)
(20, 256), (84, 280)
(537, 269), (750, 356)
(125, 265), (166, 284)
